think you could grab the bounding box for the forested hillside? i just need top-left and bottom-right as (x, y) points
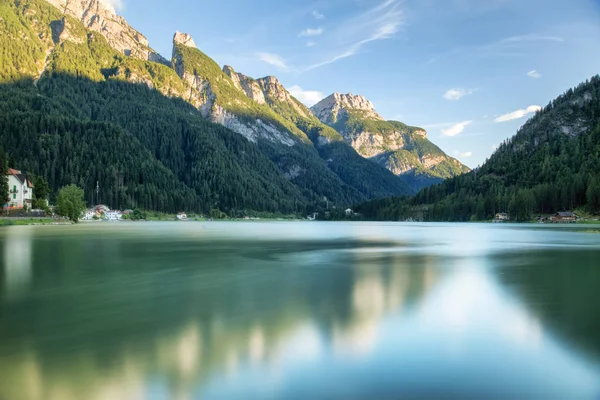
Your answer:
(0, 0), (413, 214)
(357, 76), (600, 221)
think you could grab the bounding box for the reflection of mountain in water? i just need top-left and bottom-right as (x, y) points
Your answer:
(0, 232), (443, 400)
(497, 249), (600, 361)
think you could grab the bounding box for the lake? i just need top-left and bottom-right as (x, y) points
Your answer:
(1, 222), (600, 399)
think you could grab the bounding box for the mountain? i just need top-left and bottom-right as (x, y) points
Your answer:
(221, 65), (411, 198)
(0, 0), (411, 214)
(357, 76), (600, 221)
(171, 32), (410, 201)
(312, 93), (470, 191)
(44, 0), (167, 63)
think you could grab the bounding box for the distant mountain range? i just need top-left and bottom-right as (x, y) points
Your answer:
(0, 0), (469, 213)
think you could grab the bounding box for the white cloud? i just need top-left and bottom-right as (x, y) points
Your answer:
(288, 85), (325, 107)
(306, 41), (317, 47)
(299, 28), (324, 37)
(494, 105), (541, 122)
(443, 88), (473, 101)
(454, 151), (473, 158)
(442, 121), (472, 137)
(256, 53), (290, 71)
(305, 0), (404, 71)
(312, 10), (325, 20)
(527, 70), (541, 79)
(100, 0), (124, 11)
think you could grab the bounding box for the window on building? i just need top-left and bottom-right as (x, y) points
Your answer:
(13, 185), (16, 192)
(13, 194), (16, 199)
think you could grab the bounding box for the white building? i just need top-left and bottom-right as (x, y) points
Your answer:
(82, 209), (97, 221)
(104, 210), (122, 221)
(177, 212), (188, 220)
(6, 169), (33, 209)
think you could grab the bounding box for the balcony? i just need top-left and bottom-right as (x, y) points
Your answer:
(9, 189), (18, 194)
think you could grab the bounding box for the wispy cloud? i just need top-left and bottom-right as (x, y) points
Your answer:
(306, 41), (317, 47)
(454, 151), (473, 158)
(305, 0), (404, 71)
(527, 69), (542, 79)
(428, 32), (564, 64)
(442, 121), (472, 137)
(299, 28), (324, 37)
(312, 10), (325, 20)
(443, 88), (474, 101)
(256, 52), (290, 71)
(499, 33), (564, 45)
(288, 85), (325, 106)
(494, 105), (541, 122)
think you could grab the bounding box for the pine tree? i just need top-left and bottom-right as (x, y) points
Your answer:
(0, 149), (8, 209)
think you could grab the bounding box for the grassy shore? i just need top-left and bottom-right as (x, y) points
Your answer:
(0, 218), (71, 226)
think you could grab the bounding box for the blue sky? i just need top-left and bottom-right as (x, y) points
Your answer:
(110, 0), (600, 168)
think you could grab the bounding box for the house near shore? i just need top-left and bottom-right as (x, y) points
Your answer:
(82, 209), (97, 220)
(104, 210), (122, 221)
(493, 213), (510, 223)
(551, 212), (578, 223)
(177, 212), (188, 220)
(5, 168), (33, 209)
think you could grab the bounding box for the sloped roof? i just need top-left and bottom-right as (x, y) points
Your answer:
(7, 168), (33, 187)
(557, 212), (576, 217)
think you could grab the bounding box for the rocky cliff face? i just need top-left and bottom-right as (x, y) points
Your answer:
(172, 33), (301, 147)
(44, 0), (167, 64)
(311, 93), (383, 125)
(223, 66), (267, 105)
(311, 93), (469, 190)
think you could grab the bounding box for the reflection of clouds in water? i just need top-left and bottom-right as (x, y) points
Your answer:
(3, 227), (33, 302)
(177, 325), (202, 375)
(419, 261), (542, 349)
(249, 325), (266, 364)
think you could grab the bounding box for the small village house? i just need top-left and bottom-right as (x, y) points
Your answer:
(551, 212), (578, 223)
(493, 213), (509, 223)
(82, 209), (97, 220)
(104, 210), (123, 221)
(5, 169), (34, 209)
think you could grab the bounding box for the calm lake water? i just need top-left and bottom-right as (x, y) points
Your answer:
(1, 222), (600, 399)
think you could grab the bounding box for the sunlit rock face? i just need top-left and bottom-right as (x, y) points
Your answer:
(311, 93), (470, 190)
(44, 0), (168, 63)
(311, 93), (383, 125)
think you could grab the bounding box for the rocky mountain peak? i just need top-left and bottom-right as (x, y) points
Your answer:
(311, 92), (383, 125)
(44, 0), (167, 64)
(173, 31), (196, 48)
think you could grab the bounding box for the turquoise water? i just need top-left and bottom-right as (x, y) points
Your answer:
(1, 222), (599, 399)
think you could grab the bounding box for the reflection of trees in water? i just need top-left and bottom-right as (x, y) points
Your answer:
(0, 237), (444, 400)
(496, 249), (600, 361)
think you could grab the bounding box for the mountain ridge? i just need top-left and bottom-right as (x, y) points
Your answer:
(311, 93), (470, 190)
